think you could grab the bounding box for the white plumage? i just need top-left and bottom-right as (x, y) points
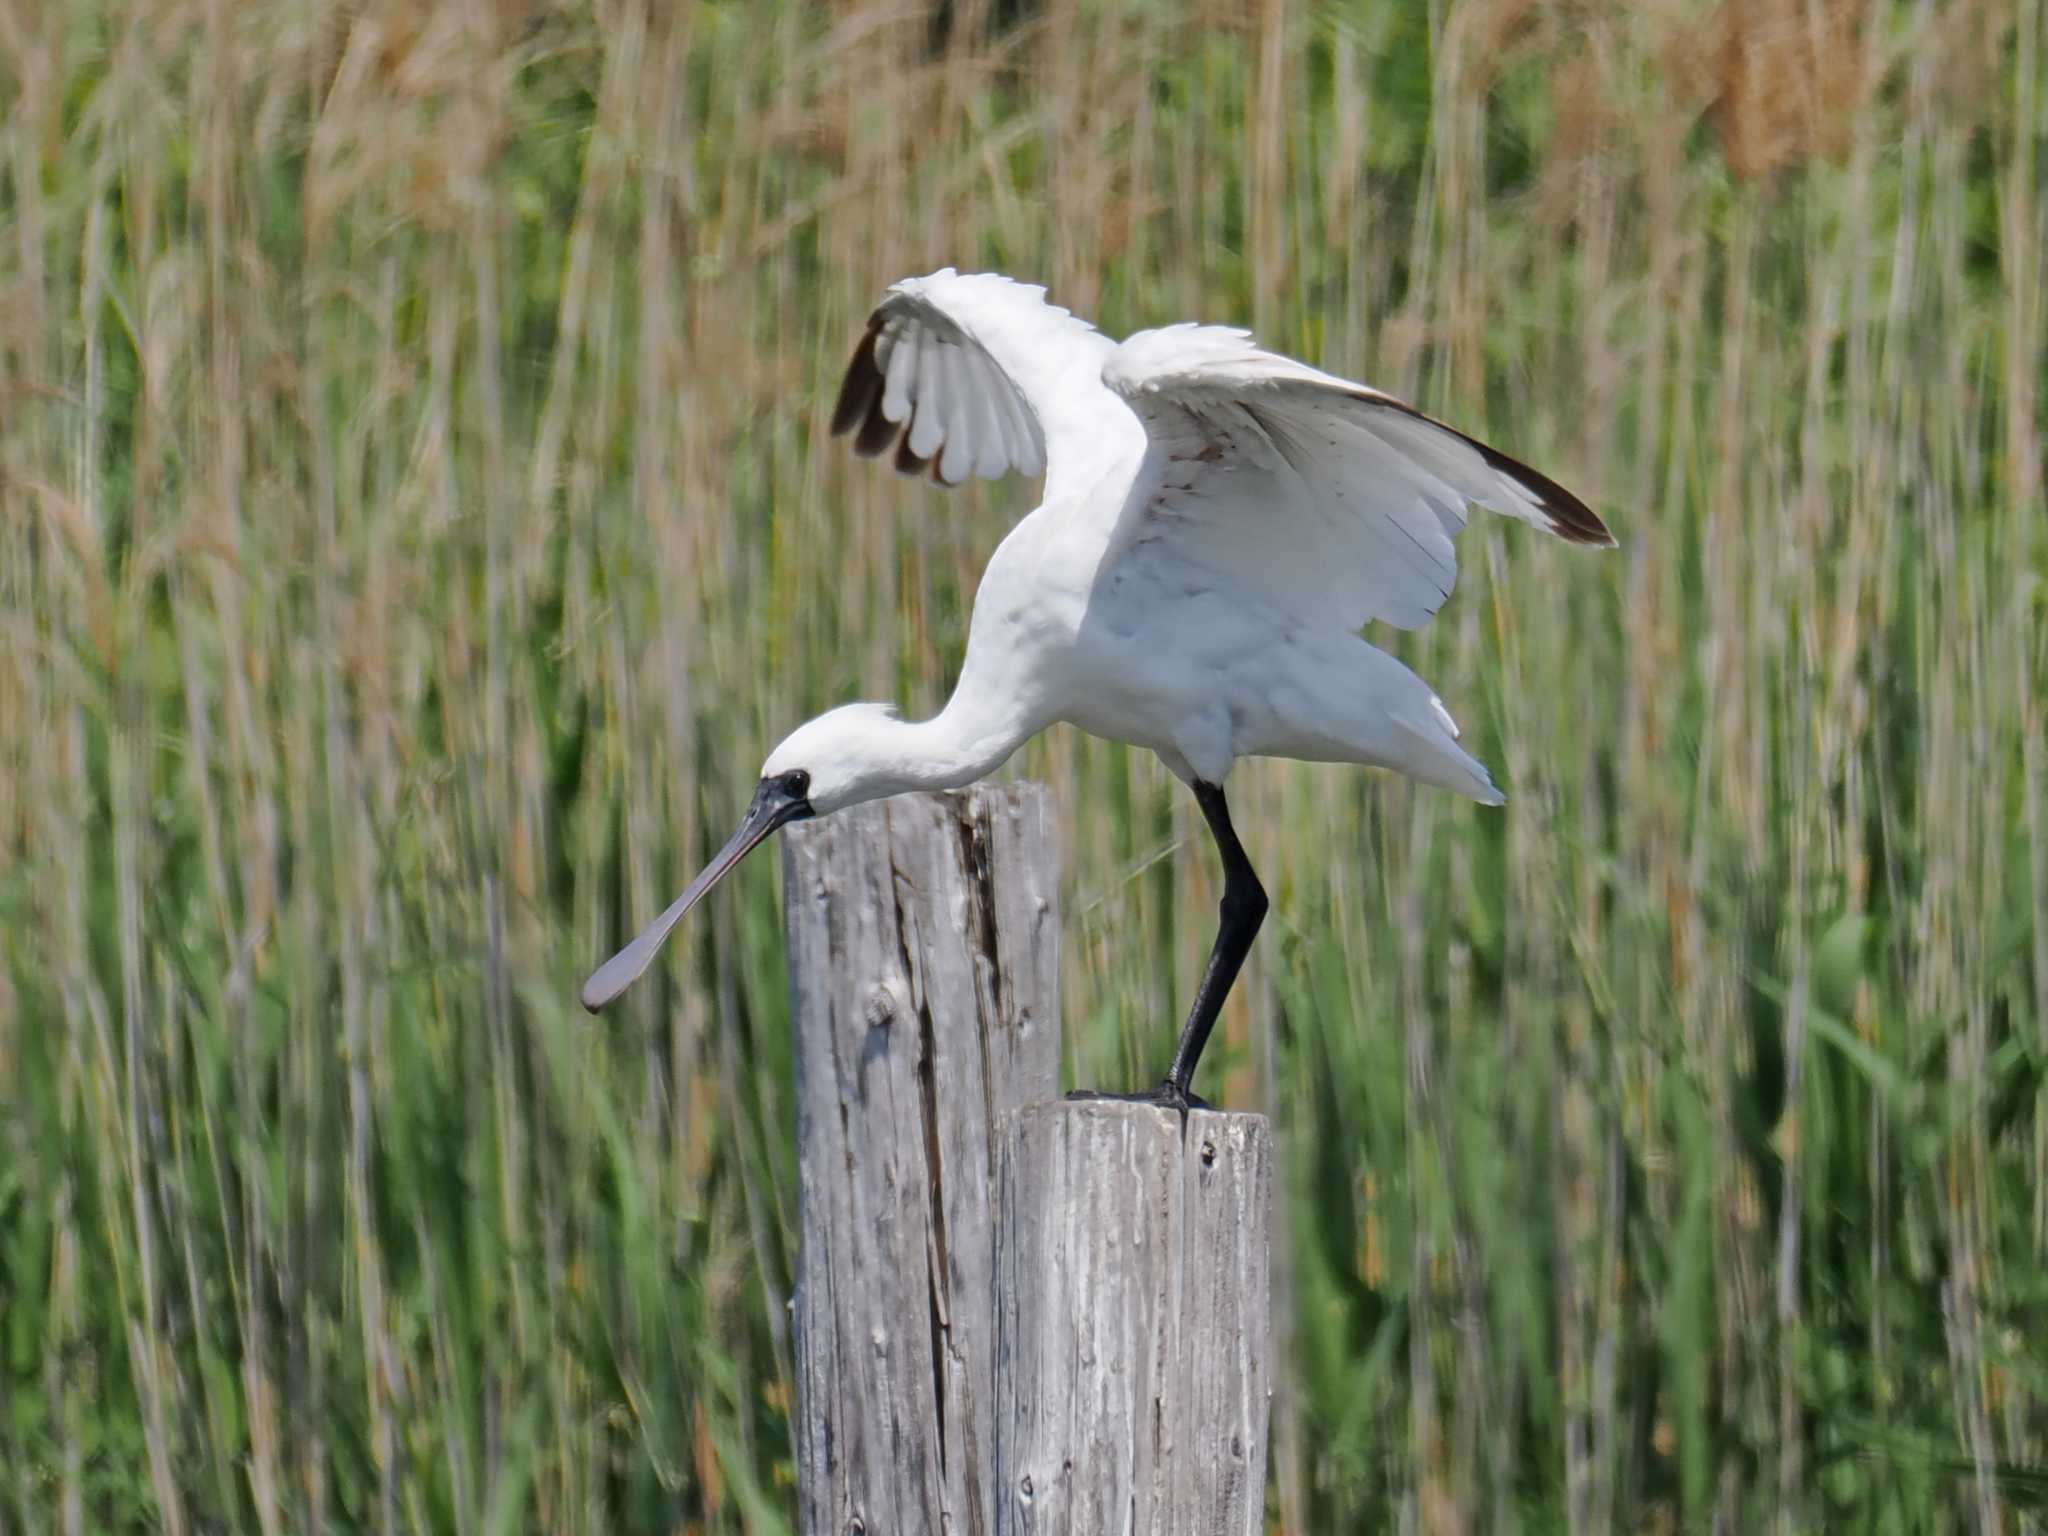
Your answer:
(583, 268), (1614, 1105)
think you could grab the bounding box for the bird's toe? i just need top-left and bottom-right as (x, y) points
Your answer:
(1064, 1079), (1213, 1117)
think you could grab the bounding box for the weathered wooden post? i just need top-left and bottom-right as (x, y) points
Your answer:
(993, 1103), (1272, 1534)
(782, 786), (1271, 1535)
(782, 786), (1060, 1535)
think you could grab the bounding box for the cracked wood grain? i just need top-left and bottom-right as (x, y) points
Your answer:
(783, 786), (1060, 1536)
(993, 1100), (1273, 1536)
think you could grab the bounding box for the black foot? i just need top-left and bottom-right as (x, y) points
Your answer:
(1066, 1079), (1212, 1116)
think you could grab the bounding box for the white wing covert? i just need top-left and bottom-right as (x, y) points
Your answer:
(830, 269), (1115, 487)
(1104, 324), (1613, 631)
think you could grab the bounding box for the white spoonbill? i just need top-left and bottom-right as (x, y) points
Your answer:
(582, 268), (1614, 1109)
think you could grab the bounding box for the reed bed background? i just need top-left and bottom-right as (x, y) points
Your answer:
(2, 0), (2043, 1529)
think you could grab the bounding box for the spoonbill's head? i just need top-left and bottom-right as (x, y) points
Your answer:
(759, 702), (919, 816)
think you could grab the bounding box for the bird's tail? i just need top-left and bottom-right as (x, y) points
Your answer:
(1390, 690), (1505, 805)
(1251, 633), (1507, 804)
(1352, 642), (1506, 806)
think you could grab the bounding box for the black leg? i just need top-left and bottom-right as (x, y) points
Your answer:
(1163, 780), (1267, 1104)
(1069, 779), (1267, 1115)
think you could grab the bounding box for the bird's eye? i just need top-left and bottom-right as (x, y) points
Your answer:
(784, 770), (810, 798)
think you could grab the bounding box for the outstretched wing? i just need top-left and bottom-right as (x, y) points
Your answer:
(829, 268), (1116, 488)
(1104, 324), (1614, 631)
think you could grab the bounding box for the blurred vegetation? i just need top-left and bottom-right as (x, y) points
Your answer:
(2, 0), (2044, 1530)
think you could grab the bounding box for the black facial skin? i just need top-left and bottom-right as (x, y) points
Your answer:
(773, 769), (816, 821)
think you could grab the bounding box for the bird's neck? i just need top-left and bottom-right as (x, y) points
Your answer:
(884, 686), (1034, 795)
